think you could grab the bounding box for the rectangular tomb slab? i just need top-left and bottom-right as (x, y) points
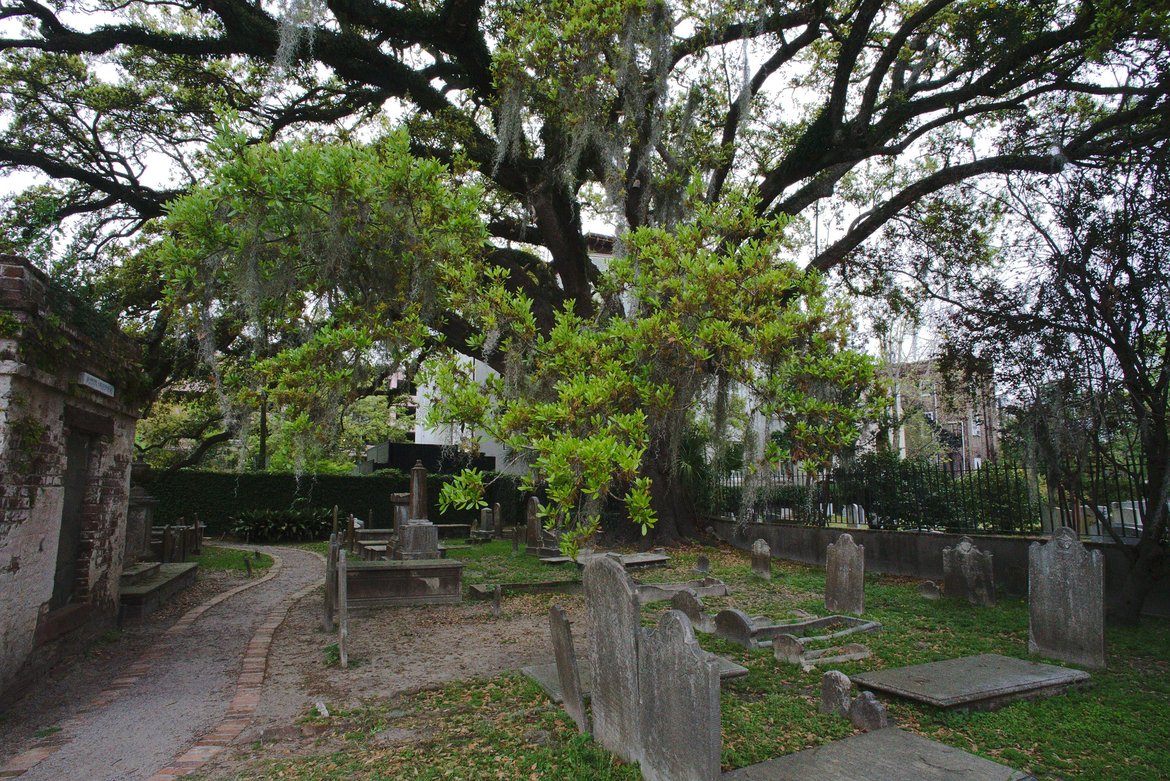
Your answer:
(344, 559), (463, 607)
(722, 729), (1030, 781)
(851, 653), (1091, 711)
(522, 655), (747, 704)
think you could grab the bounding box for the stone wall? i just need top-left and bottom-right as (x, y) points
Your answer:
(0, 256), (142, 698)
(708, 518), (1170, 619)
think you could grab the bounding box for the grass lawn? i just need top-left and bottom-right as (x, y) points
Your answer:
(196, 544), (275, 574)
(249, 538), (1170, 780)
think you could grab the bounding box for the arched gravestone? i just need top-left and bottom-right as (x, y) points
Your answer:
(943, 536), (996, 606)
(826, 533), (864, 615)
(638, 611), (721, 781)
(1028, 527), (1105, 668)
(714, 608), (756, 649)
(751, 539), (772, 580)
(583, 555), (642, 762)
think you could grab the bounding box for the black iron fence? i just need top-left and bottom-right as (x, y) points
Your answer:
(712, 451), (1156, 540)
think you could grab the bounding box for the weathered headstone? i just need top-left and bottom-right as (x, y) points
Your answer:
(638, 611), (720, 781)
(347, 514), (357, 553)
(390, 492), (410, 538)
(583, 555), (642, 762)
(919, 580), (940, 600)
(398, 461), (440, 560)
(670, 588), (714, 633)
(826, 533), (864, 615)
(820, 670), (852, 716)
(714, 608), (756, 649)
(1028, 527), (1105, 668)
(493, 501), (504, 538)
(772, 633), (802, 664)
(549, 604), (588, 734)
(338, 549), (349, 668)
(848, 691), (889, 731)
(492, 584), (502, 618)
(751, 539), (772, 580)
(693, 554), (710, 574)
(943, 536), (996, 606)
(526, 496), (542, 548)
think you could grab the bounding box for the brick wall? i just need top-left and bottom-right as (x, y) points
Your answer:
(0, 257), (141, 698)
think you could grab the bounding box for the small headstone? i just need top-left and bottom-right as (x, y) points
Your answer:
(670, 588), (714, 633)
(638, 611), (721, 781)
(820, 670), (852, 717)
(323, 533), (339, 632)
(493, 501), (504, 537)
(1028, 527), (1105, 668)
(390, 493), (410, 537)
(714, 608), (755, 649)
(848, 691), (889, 732)
(919, 580), (940, 600)
(492, 585), (502, 618)
(751, 539), (772, 580)
(773, 633), (803, 664)
(826, 533), (864, 615)
(943, 536), (996, 606)
(583, 555), (642, 762)
(693, 554), (710, 574)
(549, 604), (588, 734)
(479, 506), (494, 533)
(244, 554), (253, 577)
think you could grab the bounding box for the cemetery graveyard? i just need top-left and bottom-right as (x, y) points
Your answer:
(177, 529), (1168, 780)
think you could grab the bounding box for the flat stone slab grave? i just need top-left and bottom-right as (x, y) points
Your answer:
(522, 655), (747, 704)
(722, 728), (1030, 780)
(576, 552), (671, 570)
(851, 653), (1092, 711)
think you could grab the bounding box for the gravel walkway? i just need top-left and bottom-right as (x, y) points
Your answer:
(0, 545), (322, 781)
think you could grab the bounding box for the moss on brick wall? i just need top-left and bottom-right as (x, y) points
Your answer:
(138, 470), (526, 536)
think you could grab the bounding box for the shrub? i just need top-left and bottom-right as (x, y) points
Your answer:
(230, 502), (332, 542)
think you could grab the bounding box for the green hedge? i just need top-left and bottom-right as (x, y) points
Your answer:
(139, 469), (527, 537)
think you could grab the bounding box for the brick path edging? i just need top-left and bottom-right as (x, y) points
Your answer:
(0, 551), (286, 779)
(146, 550), (326, 779)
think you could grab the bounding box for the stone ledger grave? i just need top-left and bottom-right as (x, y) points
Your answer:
(1029, 527), (1105, 668)
(943, 536), (996, 606)
(825, 533), (864, 615)
(851, 653), (1092, 711)
(751, 539), (772, 580)
(722, 729), (1031, 781)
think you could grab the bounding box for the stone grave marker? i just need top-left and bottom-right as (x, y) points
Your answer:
(526, 496), (542, 548)
(848, 691), (889, 731)
(1028, 527), (1105, 668)
(693, 554), (710, 574)
(512, 526), (521, 553)
(751, 539), (772, 580)
(714, 608), (756, 649)
(919, 580), (940, 600)
(670, 588), (714, 633)
(549, 604), (588, 734)
(398, 461), (440, 560)
(637, 611), (720, 781)
(390, 492), (410, 538)
(820, 670), (852, 716)
(943, 536), (996, 606)
(338, 548), (349, 668)
(826, 533), (864, 615)
(323, 533), (339, 632)
(493, 501), (504, 537)
(583, 555), (642, 762)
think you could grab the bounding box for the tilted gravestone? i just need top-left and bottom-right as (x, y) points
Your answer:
(583, 555), (642, 762)
(943, 536), (996, 606)
(751, 539), (772, 580)
(549, 604), (588, 734)
(1028, 527), (1105, 668)
(826, 533), (865, 615)
(848, 690), (890, 731)
(638, 610), (721, 781)
(820, 670), (852, 716)
(714, 608), (756, 649)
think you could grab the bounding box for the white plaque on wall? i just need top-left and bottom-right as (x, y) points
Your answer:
(78, 371), (116, 398)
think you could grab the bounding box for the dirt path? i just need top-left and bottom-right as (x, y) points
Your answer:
(0, 545), (322, 781)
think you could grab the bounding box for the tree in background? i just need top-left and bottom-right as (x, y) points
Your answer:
(939, 146), (1169, 622)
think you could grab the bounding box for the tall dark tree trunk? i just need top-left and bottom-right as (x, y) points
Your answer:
(643, 456), (699, 547)
(1111, 539), (1167, 625)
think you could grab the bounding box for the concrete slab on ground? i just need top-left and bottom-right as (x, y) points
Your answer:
(522, 655), (747, 704)
(851, 653), (1091, 711)
(722, 729), (1031, 780)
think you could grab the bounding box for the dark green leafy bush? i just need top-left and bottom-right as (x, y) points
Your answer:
(230, 504), (334, 542)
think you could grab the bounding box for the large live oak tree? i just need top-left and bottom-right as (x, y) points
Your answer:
(1, 0), (1167, 537)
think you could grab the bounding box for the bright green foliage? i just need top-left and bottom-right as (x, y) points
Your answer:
(156, 127), (487, 469)
(429, 186), (879, 551)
